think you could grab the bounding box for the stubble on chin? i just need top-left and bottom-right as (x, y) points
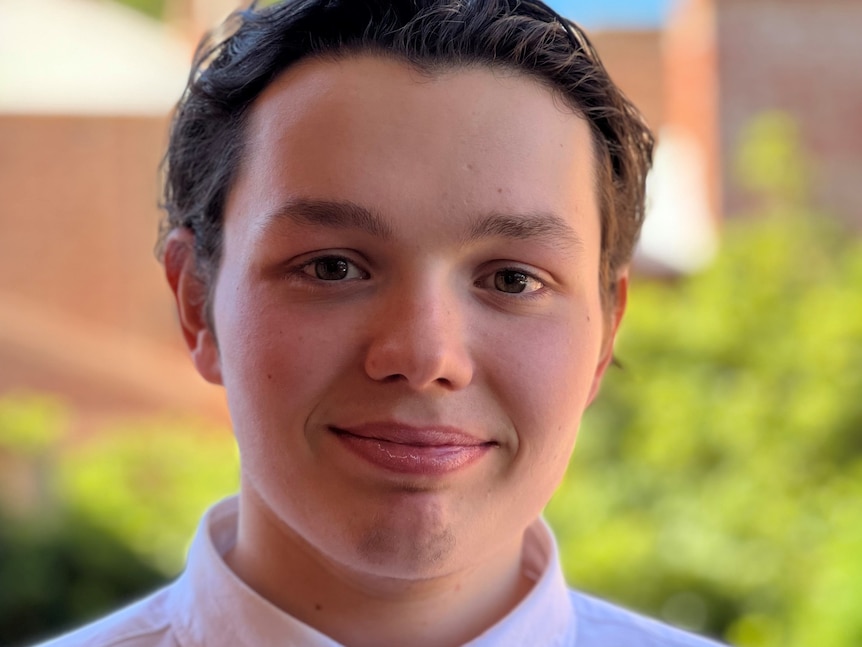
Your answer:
(355, 507), (458, 574)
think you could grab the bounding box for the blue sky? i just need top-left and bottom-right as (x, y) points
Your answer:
(548, 0), (673, 29)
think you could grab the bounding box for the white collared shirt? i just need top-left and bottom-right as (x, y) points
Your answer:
(38, 497), (724, 646)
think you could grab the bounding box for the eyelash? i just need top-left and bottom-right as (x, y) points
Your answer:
(475, 267), (546, 297)
(287, 255), (547, 298)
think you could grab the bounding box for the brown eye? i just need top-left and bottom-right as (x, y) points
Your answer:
(303, 257), (365, 281)
(494, 269), (542, 294)
(315, 258), (349, 280)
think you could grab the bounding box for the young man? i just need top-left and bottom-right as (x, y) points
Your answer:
(42, 1), (724, 645)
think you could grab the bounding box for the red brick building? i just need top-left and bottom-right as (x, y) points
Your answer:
(665, 0), (862, 226)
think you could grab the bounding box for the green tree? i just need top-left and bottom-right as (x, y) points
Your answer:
(547, 114), (862, 646)
(0, 396), (238, 646)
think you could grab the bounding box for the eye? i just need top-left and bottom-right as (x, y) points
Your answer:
(492, 269), (544, 294)
(302, 256), (366, 281)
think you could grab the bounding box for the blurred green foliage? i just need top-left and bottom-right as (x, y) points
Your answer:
(0, 393), (67, 457)
(0, 404), (238, 646)
(0, 509), (167, 646)
(735, 112), (812, 208)
(547, 213), (862, 646)
(57, 420), (239, 575)
(546, 115), (862, 646)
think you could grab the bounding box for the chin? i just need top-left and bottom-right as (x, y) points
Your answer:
(353, 521), (457, 575)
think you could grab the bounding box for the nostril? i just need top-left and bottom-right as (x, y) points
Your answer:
(363, 319), (473, 390)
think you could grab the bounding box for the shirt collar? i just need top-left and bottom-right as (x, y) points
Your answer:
(170, 496), (575, 646)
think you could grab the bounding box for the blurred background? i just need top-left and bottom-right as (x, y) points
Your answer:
(1, 0), (860, 645)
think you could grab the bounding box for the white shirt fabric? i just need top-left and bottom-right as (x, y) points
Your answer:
(38, 497), (724, 647)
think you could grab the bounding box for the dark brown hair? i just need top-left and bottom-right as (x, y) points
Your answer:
(159, 0), (654, 312)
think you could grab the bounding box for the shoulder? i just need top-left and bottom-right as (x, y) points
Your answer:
(33, 586), (178, 647)
(569, 590), (727, 647)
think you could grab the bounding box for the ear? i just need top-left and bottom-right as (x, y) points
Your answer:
(586, 271), (628, 406)
(163, 228), (223, 385)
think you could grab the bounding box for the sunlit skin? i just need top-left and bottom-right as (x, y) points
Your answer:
(165, 56), (627, 647)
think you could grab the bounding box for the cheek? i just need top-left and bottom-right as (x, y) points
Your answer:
(220, 307), (325, 393)
(213, 277), (366, 420)
(212, 278), (298, 416)
(482, 312), (602, 459)
(491, 314), (600, 401)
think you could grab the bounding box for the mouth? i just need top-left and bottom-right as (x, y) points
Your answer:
(329, 422), (497, 476)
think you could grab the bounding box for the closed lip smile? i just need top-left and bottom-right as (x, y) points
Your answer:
(329, 422), (496, 476)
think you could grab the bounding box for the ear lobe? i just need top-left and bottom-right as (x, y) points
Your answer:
(164, 229), (223, 386)
(586, 271), (629, 406)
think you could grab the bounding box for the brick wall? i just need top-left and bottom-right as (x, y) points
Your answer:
(717, 0), (862, 224)
(591, 29), (665, 131)
(0, 116), (173, 340)
(0, 115), (226, 423)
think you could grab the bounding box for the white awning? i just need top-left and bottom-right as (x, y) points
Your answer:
(637, 126), (718, 273)
(0, 0), (191, 115)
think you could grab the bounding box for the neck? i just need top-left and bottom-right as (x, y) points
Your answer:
(224, 487), (535, 647)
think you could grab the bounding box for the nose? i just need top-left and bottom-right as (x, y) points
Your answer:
(363, 280), (474, 391)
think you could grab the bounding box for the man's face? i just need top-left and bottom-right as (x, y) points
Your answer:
(192, 56), (621, 580)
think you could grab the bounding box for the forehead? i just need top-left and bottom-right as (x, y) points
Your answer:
(227, 54), (599, 250)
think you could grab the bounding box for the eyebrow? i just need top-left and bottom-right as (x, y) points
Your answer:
(261, 198), (585, 254)
(260, 198), (394, 239)
(463, 211), (586, 256)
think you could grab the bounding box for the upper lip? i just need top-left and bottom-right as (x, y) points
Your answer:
(330, 422), (493, 447)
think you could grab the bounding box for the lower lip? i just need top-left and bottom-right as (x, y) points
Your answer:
(333, 432), (492, 476)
